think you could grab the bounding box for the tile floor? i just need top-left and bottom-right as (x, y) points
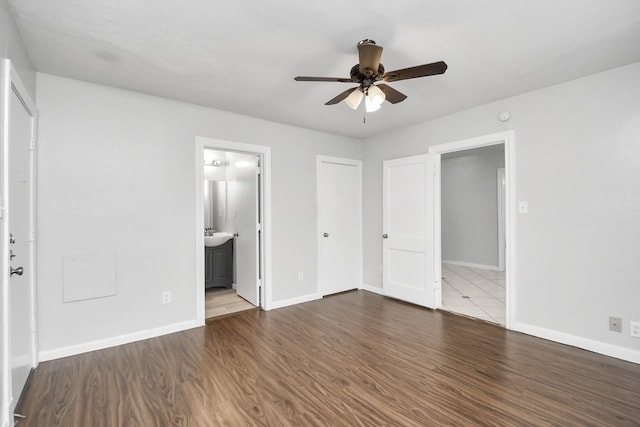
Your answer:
(441, 263), (505, 326)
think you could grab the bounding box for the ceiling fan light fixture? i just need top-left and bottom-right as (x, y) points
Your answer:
(367, 85), (386, 105)
(365, 95), (381, 113)
(345, 89), (363, 110)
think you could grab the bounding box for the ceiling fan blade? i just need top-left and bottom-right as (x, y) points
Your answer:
(383, 61), (448, 82)
(358, 42), (383, 76)
(294, 76), (353, 83)
(325, 87), (358, 105)
(376, 84), (408, 104)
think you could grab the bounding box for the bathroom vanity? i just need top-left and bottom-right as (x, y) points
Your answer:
(205, 239), (233, 289)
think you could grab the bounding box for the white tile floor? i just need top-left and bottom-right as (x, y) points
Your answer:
(440, 263), (505, 326)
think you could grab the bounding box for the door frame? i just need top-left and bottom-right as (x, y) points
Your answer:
(497, 168), (506, 272)
(428, 130), (515, 329)
(1, 59), (38, 425)
(316, 155), (363, 296)
(194, 137), (272, 323)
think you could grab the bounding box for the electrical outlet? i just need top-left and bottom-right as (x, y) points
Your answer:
(630, 321), (640, 338)
(162, 291), (171, 304)
(609, 316), (622, 333)
(298, 272), (304, 281)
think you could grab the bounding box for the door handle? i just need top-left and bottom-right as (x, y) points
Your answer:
(11, 267), (23, 276)
(382, 234), (388, 239)
(9, 233), (15, 244)
(323, 232), (329, 237)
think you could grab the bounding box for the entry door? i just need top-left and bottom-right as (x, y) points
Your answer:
(382, 154), (437, 308)
(6, 78), (36, 413)
(228, 153), (260, 306)
(318, 157), (362, 296)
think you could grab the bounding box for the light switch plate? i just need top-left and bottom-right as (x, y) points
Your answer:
(630, 321), (640, 337)
(518, 201), (529, 214)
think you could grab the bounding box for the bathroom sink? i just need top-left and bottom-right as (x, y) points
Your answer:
(204, 232), (234, 247)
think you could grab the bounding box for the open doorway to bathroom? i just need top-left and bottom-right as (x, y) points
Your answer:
(195, 137), (271, 322)
(203, 149), (261, 318)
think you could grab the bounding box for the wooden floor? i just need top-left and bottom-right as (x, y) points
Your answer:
(17, 291), (640, 426)
(205, 288), (256, 319)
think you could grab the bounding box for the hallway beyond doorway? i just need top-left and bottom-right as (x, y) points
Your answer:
(441, 263), (505, 325)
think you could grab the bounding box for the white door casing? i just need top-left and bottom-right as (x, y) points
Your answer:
(228, 152), (260, 306)
(382, 154), (438, 308)
(1, 59), (38, 425)
(317, 156), (362, 296)
(497, 168), (506, 272)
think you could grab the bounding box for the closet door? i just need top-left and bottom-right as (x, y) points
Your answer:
(317, 156), (362, 296)
(2, 60), (38, 420)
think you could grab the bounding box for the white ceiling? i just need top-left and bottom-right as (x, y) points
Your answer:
(7, 0), (640, 138)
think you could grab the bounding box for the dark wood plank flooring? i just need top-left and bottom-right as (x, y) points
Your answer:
(17, 291), (640, 426)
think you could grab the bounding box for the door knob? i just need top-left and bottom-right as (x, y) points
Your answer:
(382, 234), (388, 239)
(11, 267), (23, 276)
(323, 232), (329, 237)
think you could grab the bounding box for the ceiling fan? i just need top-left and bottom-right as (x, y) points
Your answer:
(294, 39), (447, 112)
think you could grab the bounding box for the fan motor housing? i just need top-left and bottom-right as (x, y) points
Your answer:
(350, 63), (385, 85)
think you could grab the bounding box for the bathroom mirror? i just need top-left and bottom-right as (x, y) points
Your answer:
(204, 180), (226, 232)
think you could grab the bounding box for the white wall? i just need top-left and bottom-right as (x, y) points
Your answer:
(36, 73), (361, 358)
(0, 0), (34, 98)
(363, 61), (640, 361)
(441, 145), (505, 268)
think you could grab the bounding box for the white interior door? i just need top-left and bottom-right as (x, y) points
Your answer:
(382, 154), (437, 308)
(228, 153), (259, 306)
(7, 79), (36, 415)
(318, 157), (362, 296)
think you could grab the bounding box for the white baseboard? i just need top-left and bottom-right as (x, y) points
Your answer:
(270, 292), (321, 310)
(360, 283), (383, 295)
(38, 319), (203, 362)
(514, 321), (640, 364)
(443, 260), (502, 271)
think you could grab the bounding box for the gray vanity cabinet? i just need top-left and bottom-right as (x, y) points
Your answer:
(205, 239), (233, 289)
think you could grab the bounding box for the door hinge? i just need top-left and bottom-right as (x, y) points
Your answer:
(30, 138), (36, 150)
(29, 229), (36, 242)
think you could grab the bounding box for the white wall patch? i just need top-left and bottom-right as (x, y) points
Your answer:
(63, 253), (116, 302)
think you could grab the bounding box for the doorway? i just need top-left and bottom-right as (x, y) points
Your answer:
(380, 131), (514, 329)
(429, 131), (515, 329)
(195, 138), (272, 323)
(204, 149), (260, 317)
